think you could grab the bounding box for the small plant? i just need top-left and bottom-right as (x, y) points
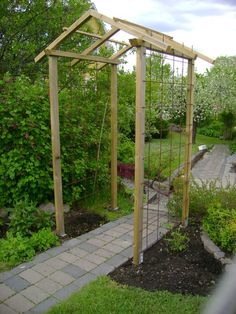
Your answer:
(0, 232), (35, 267)
(30, 228), (59, 252)
(166, 227), (189, 252)
(8, 199), (54, 237)
(203, 203), (236, 253)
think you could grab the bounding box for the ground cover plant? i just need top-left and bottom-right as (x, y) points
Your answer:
(47, 276), (206, 314)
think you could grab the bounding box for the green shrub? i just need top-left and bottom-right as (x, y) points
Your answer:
(166, 227), (189, 252)
(118, 136), (135, 163)
(198, 120), (224, 138)
(0, 232), (35, 266)
(30, 228), (59, 252)
(8, 199), (54, 237)
(203, 203), (236, 253)
(168, 179), (236, 219)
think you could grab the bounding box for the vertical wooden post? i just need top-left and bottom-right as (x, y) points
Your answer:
(182, 58), (195, 226)
(133, 45), (146, 266)
(48, 56), (65, 236)
(111, 65), (118, 210)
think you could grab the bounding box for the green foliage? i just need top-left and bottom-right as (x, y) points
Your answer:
(198, 119), (224, 138)
(203, 203), (236, 253)
(30, 228), (59, 252)
(47, 276), (205, 314)
(0, 0), (94, 77)
(168, 179), (236, 219)
(8, 199), (54, 237)
(0, 232), (35, 266)
(220, 110), (235, 140)
(0, 229), (59, 267)
(118, 135), (134, 163)
(166, 227), (189, 252)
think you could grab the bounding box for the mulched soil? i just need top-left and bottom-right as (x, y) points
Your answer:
(110, 222), (223, 296)
(63, 209), (107, 239)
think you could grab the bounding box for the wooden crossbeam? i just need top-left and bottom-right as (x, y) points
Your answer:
(45, 49), (120, 64)
(96, 44), (133, 70)
(63, 28), (129, 46)
(71, 26), (120, 66)
(35, 10), (92, 63)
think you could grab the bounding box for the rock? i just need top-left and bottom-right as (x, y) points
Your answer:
(39, 202), (70, 213)
(0, 207), (8, 218)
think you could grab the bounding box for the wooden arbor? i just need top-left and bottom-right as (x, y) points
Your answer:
(35, 9), (213, 264)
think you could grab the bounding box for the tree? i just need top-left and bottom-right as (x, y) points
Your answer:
(0, 0), (98, 78)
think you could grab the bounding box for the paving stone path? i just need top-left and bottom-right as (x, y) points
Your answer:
(191, 144), (236, 186)
(0, 209), (169, 313)
(1, 144), (235, 313)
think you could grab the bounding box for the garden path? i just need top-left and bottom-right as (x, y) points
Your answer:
(0, 144), (235, 313)
(191, 144), (236, 186)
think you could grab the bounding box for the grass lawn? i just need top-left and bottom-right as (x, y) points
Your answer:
(144, 132), (230, 179)
(47, 276), (206, 314)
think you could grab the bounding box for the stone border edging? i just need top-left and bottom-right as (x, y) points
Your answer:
(200, 230), (234, 271)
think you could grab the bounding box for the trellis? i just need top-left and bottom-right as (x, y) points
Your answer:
(35, 9), (213, 266)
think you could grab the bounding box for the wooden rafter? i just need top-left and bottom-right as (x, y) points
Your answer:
(63, 28), (129, 46)
(71, 26), (120, 66)
(45, 49), (120, 64)
(35, 10), (92, 63)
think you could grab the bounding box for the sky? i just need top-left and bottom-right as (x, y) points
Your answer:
(92, 0), (236, 73)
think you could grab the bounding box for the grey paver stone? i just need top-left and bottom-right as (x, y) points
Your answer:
(120, 247), (133, 258)
(54, 283), (79, 300)
(0, 303), (18, 314)
(19, 269), (44, 284)
(72, 258), (97, 271)
(69, 247), (89, 258)
(5, 293), (34, 312)
(21, 286), (49, 304)
(35, 277), (63, 295)
(91, 263), (115, 275)
(76, 233), (92, 241)
(48, 270), (75, 285)
(11, 262), (34, 275)
(73, 273), (97, 289)
(87, 238), (106, 247)
(57, 252), (78, 263)
(44, 257), (69, 270)
(83, 253), (106, 265)
(27, 296), (58, 314)
(95, 248), (114, 259)
(62, 238), (82, 248)
(31, 263), (55, 276)
(111, 239), (131, 248)
(95, 234), (114, 243)
(104, 230), (123, 237)
(47, 246), (68, 257)
(78, 242), (99, 253)
(0, 283), (15, 301)
(103, 243), (124, 254)
(0, 271), (14, 283)
(106, 255), (128, 267)
(5, 275), (30, 293)
(61, 264), (86, 278)
(31, 252), (51, 264)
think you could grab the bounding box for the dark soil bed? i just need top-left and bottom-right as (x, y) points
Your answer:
(110, 222), (223, 296)
(63, 210), (107, 239)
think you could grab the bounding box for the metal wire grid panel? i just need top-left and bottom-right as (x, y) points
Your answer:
(142, 49), (189, 253)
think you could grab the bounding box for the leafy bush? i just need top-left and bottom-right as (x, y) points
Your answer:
(168, 179), (236, 219)
(8, 199), (54, 237)
(0, 229), (59, 267)
(198, 119), (224, 138)
(118, 136), (135, 163)
(166, 227), (189, 252)
(0, 232), (35, 266)
(203, 203), (236, 253)
(30, 228), (59, 252)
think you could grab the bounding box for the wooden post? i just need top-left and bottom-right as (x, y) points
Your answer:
(133, 45), (146, 266)
(182, 59), (195, 226)
(48, 56), (65, 236)
(111, 65), (118, 210)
